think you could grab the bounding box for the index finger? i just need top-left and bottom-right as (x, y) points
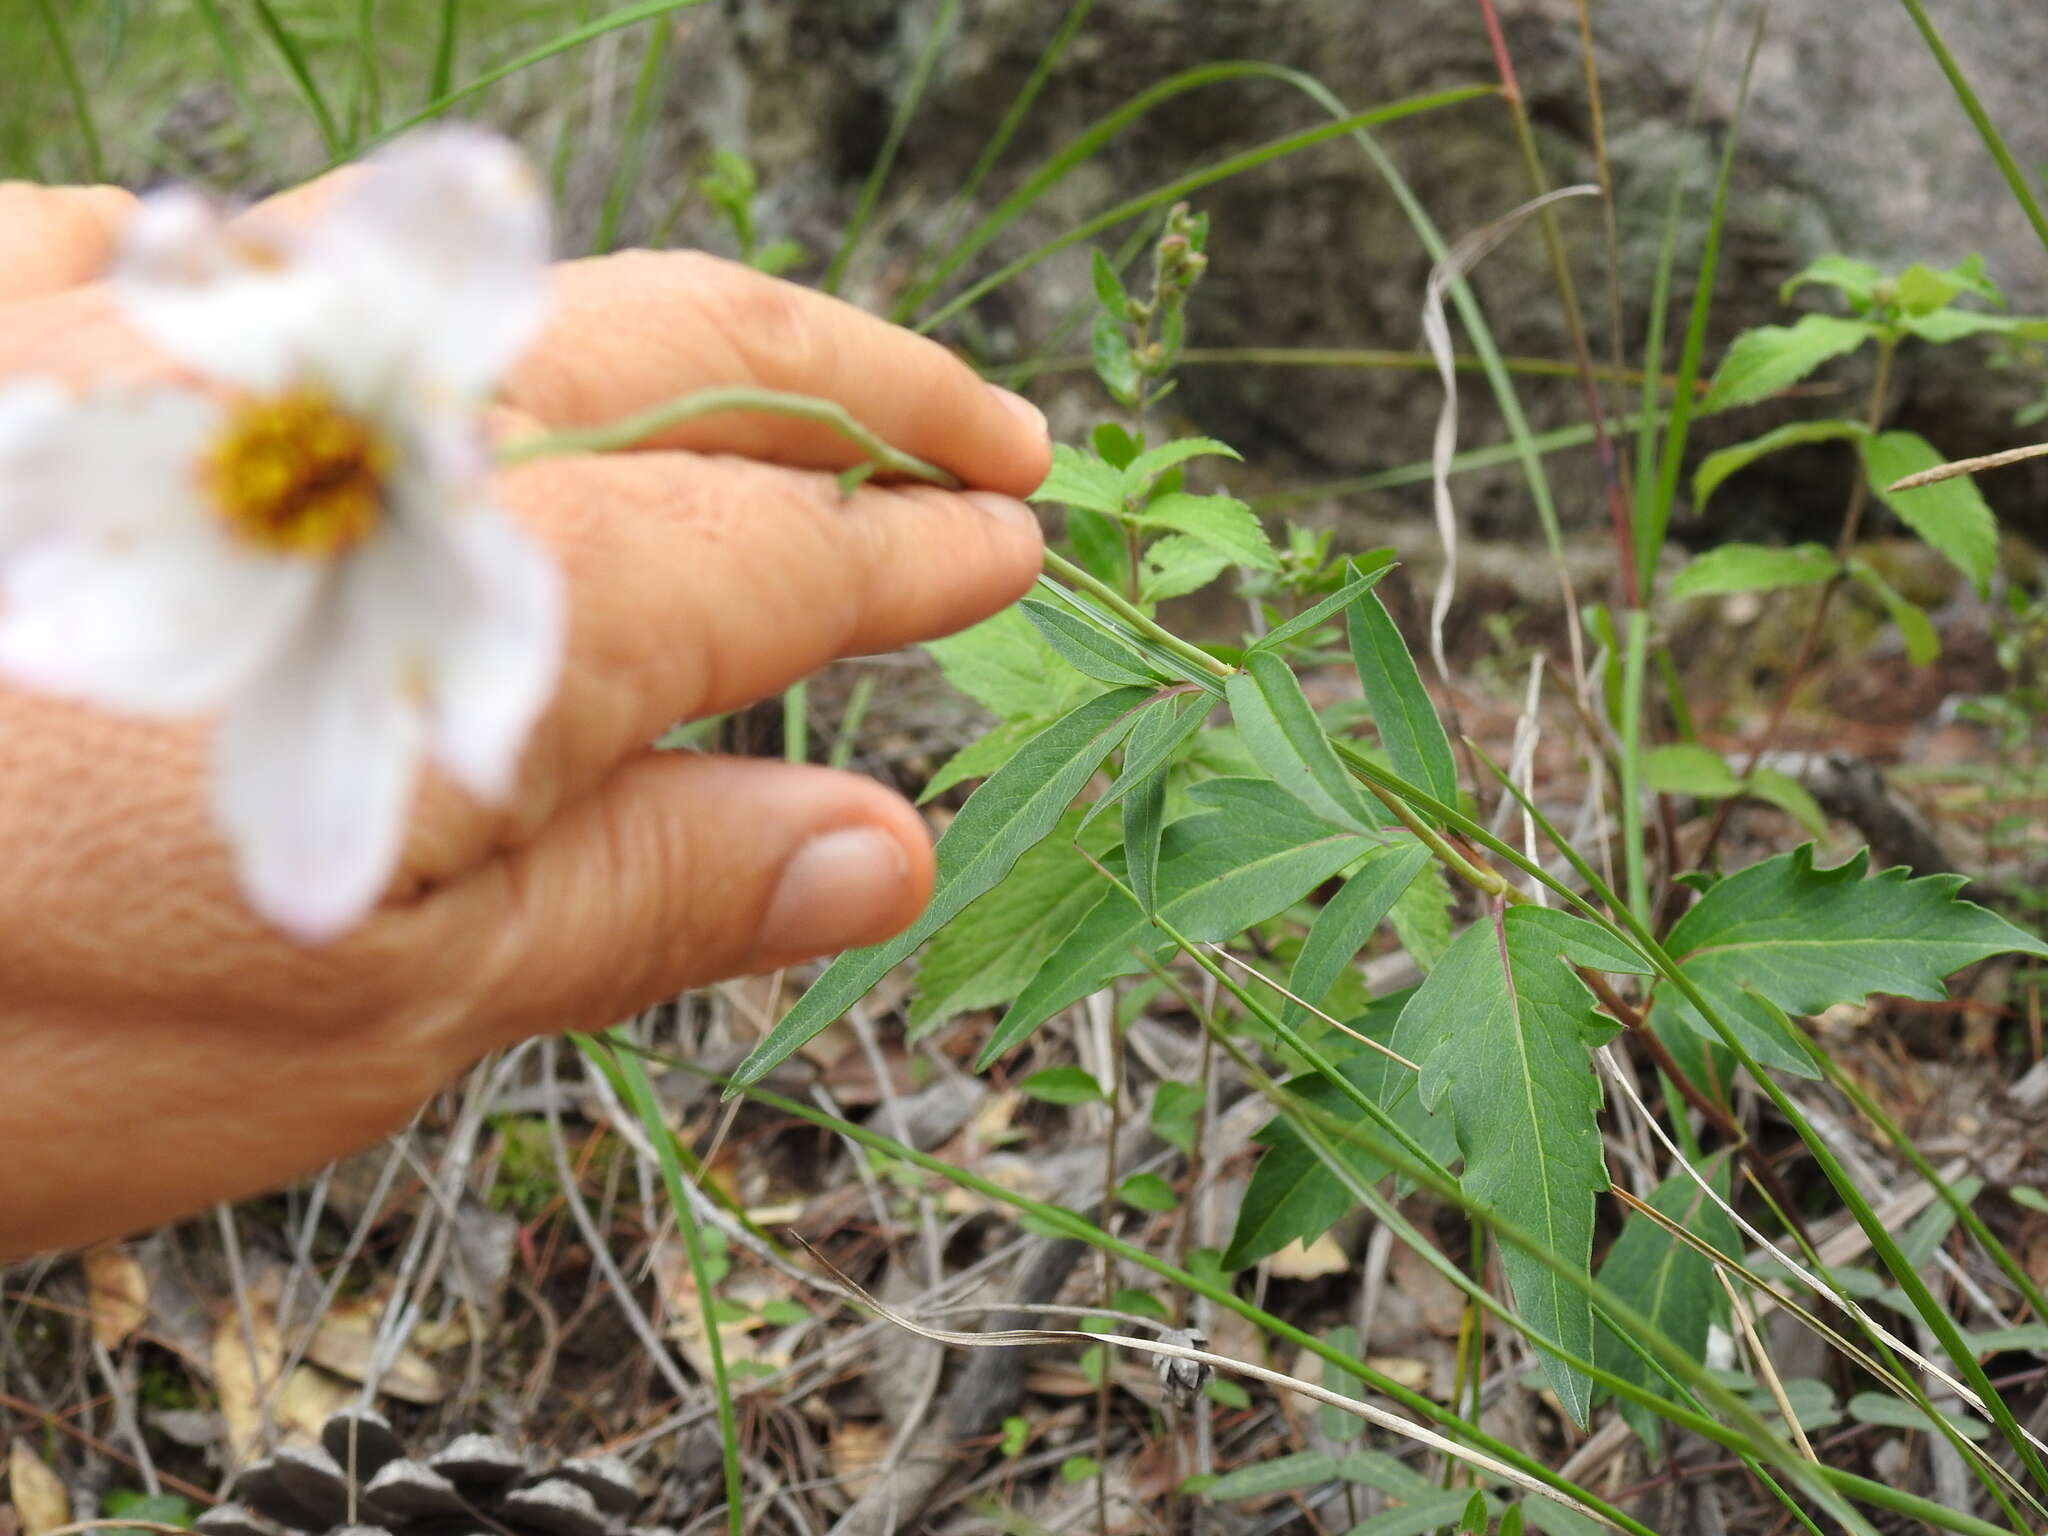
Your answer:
(503, 251), (1052, 497)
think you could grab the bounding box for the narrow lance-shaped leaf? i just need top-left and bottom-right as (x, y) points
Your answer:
(1122, 754), (1167, 915)
(1648, 844), (2048, 1076)
(1347, 590), (1458, 807)
(1248, 551), (1396, 656)
(1020, 598), (1165, 687)
(1080, 690), (1212, 832)
(729, 686), (1151, 1089)
(1283, 842), (1432, 1029)
(1384, 906), (1632, 1424)
(1228, 651), (1387, 835)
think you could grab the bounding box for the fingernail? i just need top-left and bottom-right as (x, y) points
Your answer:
(757, 826), (914, 960)
(964, 490), (1041, 532)
(988, 384), (1048, 440)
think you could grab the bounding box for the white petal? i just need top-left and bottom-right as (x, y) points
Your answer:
(351, 502), (565, 801)
(111, 190), (328, 391)
(0, 379), (72, 551)
(301, 126), (550, 399)
(213, 592), (424, 943)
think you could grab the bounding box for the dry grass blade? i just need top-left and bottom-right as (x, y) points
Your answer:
(1886, 438), (2048, 490)
(1199, 944), (1420, 1071)
(1420, 184), (1598, 682)
(815, 1252), (1619, 1527)
(1716, 1268), (1816, 1462)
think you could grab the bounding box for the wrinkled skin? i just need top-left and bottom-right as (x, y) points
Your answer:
(0, 179), (1048, 1256)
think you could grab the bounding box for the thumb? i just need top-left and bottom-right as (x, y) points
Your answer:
(426, 752), (935, 1049)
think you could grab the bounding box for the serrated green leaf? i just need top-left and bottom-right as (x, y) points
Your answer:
(1249, 551), (1398, 654)
(918, 716), (1044, 804)
(1648, 845), (2048, 1077)
(1020, 1066), (1104, 1105)
(1669, 542), (1839, 600)
(1120, 436), (1242, 502)
(1389, 857), (1453, 971)
(1780, 253), (1886, 308)
(1282, 842), (1432, 1029)
(1701, 314), (1879, 412)
(1020, 598), (1165, 687)
(1861, 430), (1999, 596)
(1745, 767), (1829, 836)
(909, 810), (1116, 1032)
(1118, 1172), (1178, 1212)
(1347, 590), (1459, 807)
(1386, 908), (1627, 1424)
(1139, 533), (1236, 601)
(1594, 1159), (1741, 1451)
(984, 782), (1381, 1066)
(1031, 443), (1125, 516)
(1692, 419), (1868, 510)
(1227, 652), (1386, 835)
(1081, 691), (1212, 832)
(1847, 556), (1941, 665)
(1645, 743), (1742, 799)
(1133, 492), (1279, 570)
(1067, 502), (1130, 590)
(925, 603), (1088, 721)
(1150, 1080), (1201, 1155)
(730, 688), (1151, 1089)
(1225, 994), (1452, 1270)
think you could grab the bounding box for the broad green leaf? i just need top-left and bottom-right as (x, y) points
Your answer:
(1898, 308), (2048, 344)
(1020, 598), (1165, 687)
(1645, 743), (1742, 799)
(1080, 691), (1212, 832)
(1248, 550), (1397, 654)
(1861, 430), (1998, 596)
(1594, 1160), (1740, 1450)
(1780, 253), (1885, 308)
(1067, 503), (1130, 590)
(1139, 534), (1236, 602)
(730, 688), (1150, 1088)
(1150, 1080), (1201, 1155)
(1092, 421), (1140, 469)
(983, 783), (1381, 1066)
(1224, 997), (1454, 1270)
(1899, 1174), (1983, 1266)
(909, 810), (1116, 1032)
(1227, 651), (1385, 835)
(1019, 1066), (1104, 1104)
(1389, 857), (1453, 971)
(925, 603), (1087, 720)
(1524, 1499), (1607, 1536)
(1847, 556), (1941, 664)
(1118, 1172), (1177, 1212)
(1344, 1493), (1476, 1536)
(918, 716), (1043, 804)
(1119, 436), (1242, 502)
(1964, 1323), (2048, 1354)
(1347, 590), (1459, 806)
(1282, 842), (1432, 1028)
(1692, 419), (1867, 510)
(1648, 845), (2048, 1076)
(1701, 314), (1879, 412)
(1334, 1449), (1439, 1499)
(1090, 247), (1129, 315)
(1745, 767), (1829, 836)
(1092, 312), (1139, 404)
(1030, 443), (1125, 515)
(1204, 1452), (1337, 1500)
(1895, 254), (2002, 315)
(1669, 542), (1838, 600)
(1133, 492), (1280, 570)
(1387, 908), (1626, 1423)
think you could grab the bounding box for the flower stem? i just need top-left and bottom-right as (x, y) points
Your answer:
(496, 385), (961, 488)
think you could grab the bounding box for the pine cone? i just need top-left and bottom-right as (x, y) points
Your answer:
(194, 1410), (663, 1536)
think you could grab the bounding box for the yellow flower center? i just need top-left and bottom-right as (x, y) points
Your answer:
(201, 388), (391, 556)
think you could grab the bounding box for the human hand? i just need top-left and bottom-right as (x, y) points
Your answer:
(0, 180), (1049, 1256)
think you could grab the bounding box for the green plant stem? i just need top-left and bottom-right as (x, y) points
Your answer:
(429, 0), (461, 104)
(249, 0), (345, 157)
(1894, 0), (2048, 258)
(781, 680), (808, 764)
(33, 0), (103, 182)
(1006, 346), (1682, 388)
(1619, 608), (1652, 923)
(495, 385), (960, 485)
(1040, 552), (1233, 681)
(582, 1034), (744, 1536)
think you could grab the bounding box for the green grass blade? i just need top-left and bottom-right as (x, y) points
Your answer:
(592, 15), (673, 253)
(916, 85), (1496, 333)
(31, 0), (104, 182)
(428, 0), (460, 104)
(824, 0), (960, 295)
(249, 0), (345, 156)
(193, 0), (260, 129)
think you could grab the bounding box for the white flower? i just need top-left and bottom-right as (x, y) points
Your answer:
(0, 127), (565, 942)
